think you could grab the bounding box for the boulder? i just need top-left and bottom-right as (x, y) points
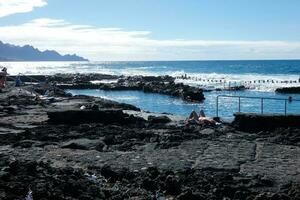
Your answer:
(47, 109), (146, 125)
(182, 89), (205, 102)
(233, 113), (300, 132)
(148, 115), (172, 124)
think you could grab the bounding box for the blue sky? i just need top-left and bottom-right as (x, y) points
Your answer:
(0, 0), (300, 60)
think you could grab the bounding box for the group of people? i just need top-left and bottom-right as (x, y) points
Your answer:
(0, 67), (23, 91)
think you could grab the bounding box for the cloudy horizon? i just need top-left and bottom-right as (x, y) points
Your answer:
(0, 0), (300, 61)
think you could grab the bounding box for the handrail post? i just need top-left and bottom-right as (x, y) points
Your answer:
(216, 96), (219, 117)
(284, 99), (287, 116)
(261, 98), (264, 114)
(238, 97), (241, 112)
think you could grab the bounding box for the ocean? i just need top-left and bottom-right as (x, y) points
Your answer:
(2, 60), (300, 117)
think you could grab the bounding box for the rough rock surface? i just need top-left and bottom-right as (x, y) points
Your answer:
(0, 83), (299, 199)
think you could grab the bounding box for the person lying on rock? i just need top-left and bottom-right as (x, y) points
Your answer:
(186, 109), (218, 126)
(186, 110), (201, 125)
(198, 110), (218, 125)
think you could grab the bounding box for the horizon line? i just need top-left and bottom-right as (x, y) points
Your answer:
(1, 58), (300, 63)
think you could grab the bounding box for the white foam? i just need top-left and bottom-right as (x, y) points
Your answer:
(172, 71), (300, 92)
(90, 79), (118, 84)
(1, 61), (299, 92)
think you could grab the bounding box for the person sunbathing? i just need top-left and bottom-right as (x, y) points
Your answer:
(187, 110), (201, 124)
(186, 109), (218, 126)
(198, 110), (217, 125)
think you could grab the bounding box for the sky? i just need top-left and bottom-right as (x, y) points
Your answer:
(0, 0), (300, 61)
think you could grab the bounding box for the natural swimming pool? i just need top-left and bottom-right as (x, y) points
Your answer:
(67, 89), (300, 118)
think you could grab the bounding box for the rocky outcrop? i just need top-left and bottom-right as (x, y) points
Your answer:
(8, 74), (205, 102)
(59, 75), (205, 102)
(148, 115), (172, 124)
(47, 109), (146, 125)
(232, 112), (300, 132)
(276, 86), (300, 94)
(1, 82), (300, 200)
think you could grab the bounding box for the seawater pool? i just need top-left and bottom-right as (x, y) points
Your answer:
(67, 89), (300, 118)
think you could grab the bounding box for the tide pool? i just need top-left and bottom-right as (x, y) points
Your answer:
(67, 89), (300, 118)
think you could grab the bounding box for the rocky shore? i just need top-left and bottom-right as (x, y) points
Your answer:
(0, 78), (300, 200)
(276, 86), (300, 94)
(11, 74), (205, 102)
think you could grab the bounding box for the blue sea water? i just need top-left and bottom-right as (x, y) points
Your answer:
(67, 89), (300, 118)
(2, 60), (300, 117)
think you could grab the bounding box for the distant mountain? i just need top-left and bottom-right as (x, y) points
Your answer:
(0, 41), (88, 61)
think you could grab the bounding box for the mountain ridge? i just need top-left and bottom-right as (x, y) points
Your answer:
(0, 41), (88, 61)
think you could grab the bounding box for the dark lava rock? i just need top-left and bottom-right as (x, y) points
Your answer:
(233, 113), (300, 132)
(12, 140), (37, 148)
(47, 109), (146, 125)
(0, 160), (105, 200)
(103, 135), (116, 145)
(165, 175), (182, 195)
(100, 165), (118, 180)
(178, 190), (206, 200)
(61, 139), (104, 150)
(48, 73), (119, 83)
(276, 87), (300, 94)
(141, 177), (157, 191)
(148, 115), (172, 124)
(182, 89), (205, 102)
(58, 75), (205, 102)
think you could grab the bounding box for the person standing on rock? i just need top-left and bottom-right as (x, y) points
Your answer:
(0, 67), (8, 90)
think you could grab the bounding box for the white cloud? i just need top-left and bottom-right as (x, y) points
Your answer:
(0, 18), (300, 61)
(0, 0), (47, 18)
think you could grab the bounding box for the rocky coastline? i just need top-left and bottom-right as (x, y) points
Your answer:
(0, 75), (300, 200)
(276, 86), (300, 94)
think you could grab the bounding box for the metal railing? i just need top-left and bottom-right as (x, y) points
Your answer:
(216, 95), (300, 117)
